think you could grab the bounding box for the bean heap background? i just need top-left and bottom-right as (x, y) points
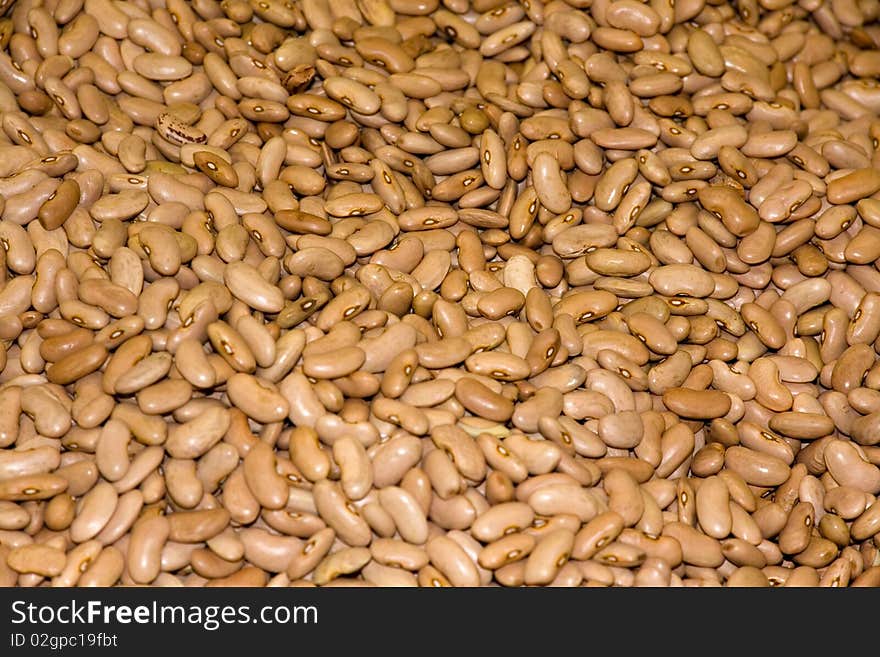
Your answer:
(0, 0), (879, 587)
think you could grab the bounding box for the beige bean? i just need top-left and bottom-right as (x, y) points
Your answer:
(662, 388), (731, 419)
(226, 374), (289, 423)
(725, 446), (791, 487)
(313, 480), (371, 547)
(524, 529), (575, 585)
(128, 515), (170, 584)
(7, 544), (66, 577)
(378, 486), (429, 544)
(224, 261), (284, 313)
(426, 535), (480, 587)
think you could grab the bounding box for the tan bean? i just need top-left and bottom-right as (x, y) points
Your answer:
(8, 544), (66, 577)
(378, 486), (428, 544)
(662, 521), (724, 568)
(662, 388), (731, 419)
(725, 446), (791, 487)
(313, 480), (371, 547)
(426, 535), (480, 587)
(127, 515), (170, 584)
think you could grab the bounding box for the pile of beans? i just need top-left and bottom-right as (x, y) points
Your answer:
(1, 0), (880, 589)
